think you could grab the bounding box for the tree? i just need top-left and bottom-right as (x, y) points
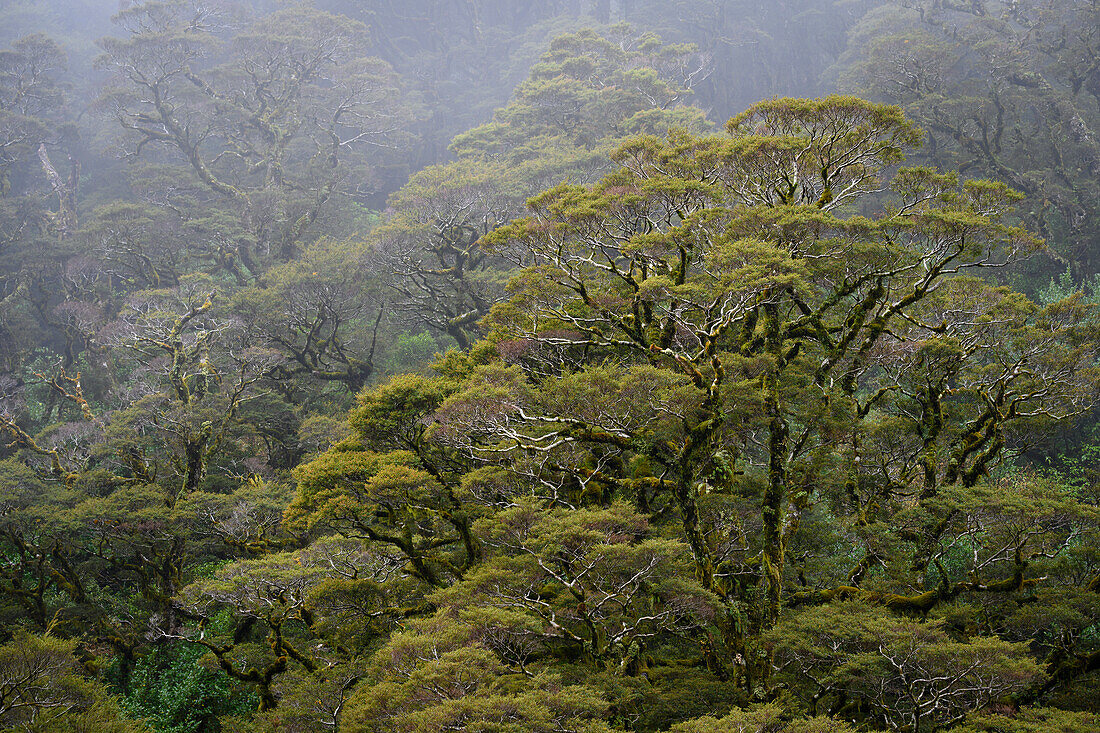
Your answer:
(432, 500), (717, 672)
(835, 0), (1100, 275)
(406, 96), (1095, 688)
(375, 27), (713, 350)
(378, 161), (518, 351)
(5, 1), (1100, 724)
(285, 366), (484, 588)
(233, 237), (386, 399)
(98, 0), (410, 264)
(948, 707), (1100, 733)
(768, 602), (1041, 731)
(617, 0), (865, 124)
(447, 27), (710, 161)
(177, 536), (421, 714)
(0, 32), (84, 379)
(669, 705), (856, 733)
(0, 632), (148, 732)
(338, 611), (613, 733)
(96, 279), (278, 500)
(0, 33), (76, 237)
(114, 642), (257, 733)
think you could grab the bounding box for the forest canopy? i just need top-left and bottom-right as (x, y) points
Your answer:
(0, 1), (1098, 732)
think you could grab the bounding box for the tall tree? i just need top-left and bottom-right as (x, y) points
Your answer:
(835, 0), (1100, 275)
(98, 0), (410, 264)
(306, 97), (1097, 698)
(377, 27), (713, 350)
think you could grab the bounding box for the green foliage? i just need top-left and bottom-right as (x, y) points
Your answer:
(948, 707), (1100, 732)
(375, 26), (714, 352)
(259, 97), (1100, 733)
(1038, 268), (1100, 307)
(431, 500), (718, 669)
(117, 644), (256, 733)
(451, 27), (711, 163)
(769, 602), (1042, 730)
(669, 705), (856, 733)
(0, 633), (149, 733)
(379, 332), (444, 377)
(340, 613), (613, 733)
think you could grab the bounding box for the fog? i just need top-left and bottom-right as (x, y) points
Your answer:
(3, 0), (868, 178)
